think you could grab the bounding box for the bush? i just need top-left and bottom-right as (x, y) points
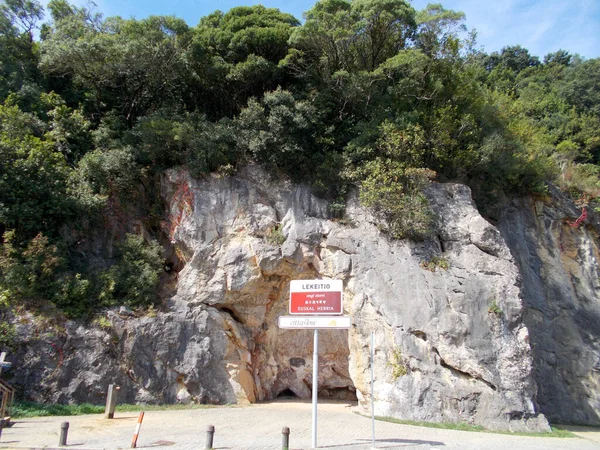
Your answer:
(359, 159), (436, 240)
(0, 231), (64, 304)
(100, 234), (163, 308)
(421, 256), (450, 272)
(0, 321), (16, 348)
(266, 224), (286, 246)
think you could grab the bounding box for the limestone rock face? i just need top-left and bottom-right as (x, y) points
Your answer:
(8, 165), (552, 431)
(11, 307), (237, 405)
(160, 166), (547, 431)
(498, 186), (600, 425)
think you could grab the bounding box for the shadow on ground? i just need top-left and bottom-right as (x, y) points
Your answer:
(319, 438), (445, 448)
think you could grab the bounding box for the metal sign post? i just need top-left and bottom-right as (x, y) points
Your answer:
(312, 328), (319, 449)
(281, 279), (350, 449)
(371, 331), (375, 447)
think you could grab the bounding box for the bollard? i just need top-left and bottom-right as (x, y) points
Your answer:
(104, 384), (118, 419)
(282, 426), (290, 450)
(206, 425), (215, 450)
(59, 421), (69, 446)
(131, 411), (144, 448)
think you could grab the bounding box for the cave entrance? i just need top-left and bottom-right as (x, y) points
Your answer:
(277, 389), (299, 399)
(269, 348), (358, 403)
(275, 386), (357, 402)
(267, 314), (357, 404)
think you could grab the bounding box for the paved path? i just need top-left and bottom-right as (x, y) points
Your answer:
(1, 400), (599, 450)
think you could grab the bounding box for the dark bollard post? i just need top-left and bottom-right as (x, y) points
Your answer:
(206, 425), (215, 450)
(282, 426), (290, 450)
(59, 421), (69, 446)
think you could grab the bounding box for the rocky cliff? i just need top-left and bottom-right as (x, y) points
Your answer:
(498, 187), (600, 425)
(11, 166), (600, 432)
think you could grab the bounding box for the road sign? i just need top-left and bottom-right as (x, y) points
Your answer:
(278, 315), (351, 329)
(289, 279), (343, 315)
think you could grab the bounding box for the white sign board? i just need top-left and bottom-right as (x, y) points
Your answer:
(278, 315), (351, 329)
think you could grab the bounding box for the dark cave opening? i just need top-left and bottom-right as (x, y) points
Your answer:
(277, 388), (299, 399)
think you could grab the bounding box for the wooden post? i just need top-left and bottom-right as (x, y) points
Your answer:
(130, 412), (144, 448)
(104, 384), (118, 419)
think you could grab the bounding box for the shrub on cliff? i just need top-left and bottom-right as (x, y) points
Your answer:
(359, 159), (436, 240)
(99, 234), (163, 308)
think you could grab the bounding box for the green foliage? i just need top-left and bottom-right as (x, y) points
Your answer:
(488, 300), (503, 316)
(359, 159), (436, 240)
(372, 415), (574, 437)
(12, 401), (105, 418)
(99, 234), (163, 308)
(421, 256), (449, 272)
(0, 0), (44, 102)
(0, 0), (598, 319)
(290, 0), (415, 76)
(387, 347), (408, 380)
(0, 100), (74, 240)
(265, 224), (286, 246)
(52, 272), (94, 318)
(129, 110), (237, 176)
(41, 92), (92, 164)
(12, 401), (212, 418)
(0, 321), (17, 348)
(70, 146), (138, 210)
(92, 315), (112, 330)
(0, 231), (64, 304)
(234, 87), (337, 186)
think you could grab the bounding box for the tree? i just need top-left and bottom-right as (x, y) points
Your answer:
(415, 3), (465, 59)
(190, 5), (300, 117)
(561, 59), (600, 116)
(0, 100), (74, 240)
(0, 0), (44, 102)
(290, 0), (415, 76)
(41, 4), (192, 122)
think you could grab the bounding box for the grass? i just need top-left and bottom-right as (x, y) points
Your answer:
(12, 401), (216, 418)
(367, 415), (576, 438)
(12, 402), (105, 418)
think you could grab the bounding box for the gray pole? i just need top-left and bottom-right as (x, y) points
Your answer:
(59, 421), (69, 446)
(206, 425), (215, 450)
(371, 331), (375, 447)
(312, 328), (319, 449)
(105, 384), (117, 419)
(282, 426), (290, 450)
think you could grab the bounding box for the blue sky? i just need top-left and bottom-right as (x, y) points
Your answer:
(44, 0), (600, 59)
